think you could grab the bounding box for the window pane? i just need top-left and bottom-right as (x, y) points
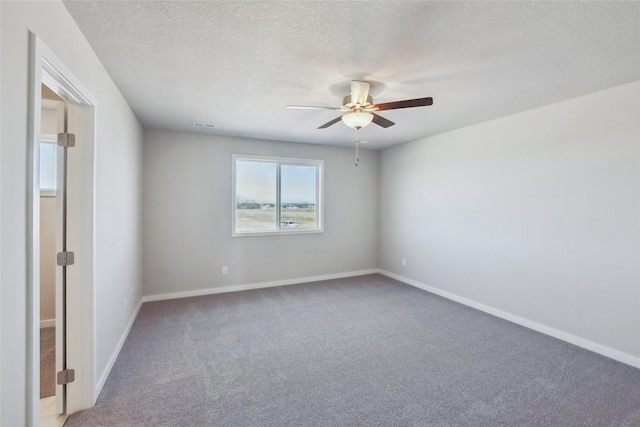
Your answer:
(40, 142), (57, 190)
(280, 165), (317, 229)
(235, 160), (277, 231)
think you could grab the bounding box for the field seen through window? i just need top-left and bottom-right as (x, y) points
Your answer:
(236, 206), (317, 231)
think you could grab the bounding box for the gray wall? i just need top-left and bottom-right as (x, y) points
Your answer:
(143, 130), (379, 297)
(379, 81), (640, 361)
(0, 1), (143, 423)
(39, 103), (59, 325)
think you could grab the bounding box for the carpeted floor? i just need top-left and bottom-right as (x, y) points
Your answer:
(40, 327), (56, 399)
(66, 274), (640, 426)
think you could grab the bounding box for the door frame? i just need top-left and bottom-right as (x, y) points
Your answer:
(27, 32), (96, 424)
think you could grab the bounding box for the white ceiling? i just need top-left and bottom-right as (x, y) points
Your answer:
(62, 1), (640, 150)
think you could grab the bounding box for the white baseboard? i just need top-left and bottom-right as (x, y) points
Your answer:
(40, 318), (55, 329)
(379, 270), (640, 370)
(142, 269), (380, 303)
(95, 298), (143, 399)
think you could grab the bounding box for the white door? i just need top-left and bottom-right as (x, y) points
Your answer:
(61, 102), (95, 415)
(52, 101), (94, 416)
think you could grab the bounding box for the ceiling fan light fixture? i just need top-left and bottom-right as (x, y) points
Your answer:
(341, 112), (374, 129)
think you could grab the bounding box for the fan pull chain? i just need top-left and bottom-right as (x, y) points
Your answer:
(354, 128), (360, 166)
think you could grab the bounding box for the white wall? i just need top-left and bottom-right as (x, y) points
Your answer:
(380, 81), (640, 362)
(0, 1), (143, 424)
(143, 130), (379, 297)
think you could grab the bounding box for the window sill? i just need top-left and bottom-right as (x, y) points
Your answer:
(232, 228), (323, 238)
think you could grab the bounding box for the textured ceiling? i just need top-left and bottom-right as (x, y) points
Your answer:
(62, 1), (640, 149)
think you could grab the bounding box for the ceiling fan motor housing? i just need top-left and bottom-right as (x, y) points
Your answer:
(343, 95), (374, 111)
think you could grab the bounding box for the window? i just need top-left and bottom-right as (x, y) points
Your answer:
(40, 137), (57, 194)
(232, 155), (323, 236)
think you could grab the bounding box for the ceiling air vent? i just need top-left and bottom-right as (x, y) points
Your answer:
(192, 122), (217, 129)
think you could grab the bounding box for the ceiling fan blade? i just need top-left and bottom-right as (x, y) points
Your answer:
(318, 116), (344, 129)
(373, 97), (433, 111)
(286, 105), (343, 111)
(371, 113), (395, 128)
(350, 80), (371, 106)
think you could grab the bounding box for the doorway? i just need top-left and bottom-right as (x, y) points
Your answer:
(39, 86), (65, 426)
(29, 33), (97, 426)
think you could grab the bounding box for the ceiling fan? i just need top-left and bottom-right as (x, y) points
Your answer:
(286, 80), (433, 130)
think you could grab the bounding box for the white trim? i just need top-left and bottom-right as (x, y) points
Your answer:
(40, 189), (56, 197)
(143, 269), (380, 302)
(95, 299), (143, 398)
(379, 270), (640, 370)
(28, 31), (45, 427)
(232, 228), (324, 238)
(40, 319), (55, 329)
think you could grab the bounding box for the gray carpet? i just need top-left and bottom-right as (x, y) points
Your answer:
(40, 327), (56, 399)
(67, 274), (640, 426)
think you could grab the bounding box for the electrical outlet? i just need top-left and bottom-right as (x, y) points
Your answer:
(222, 266), (228, 275)
(402, 258), (407, 267)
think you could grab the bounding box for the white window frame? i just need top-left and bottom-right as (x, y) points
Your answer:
(232, 154), (324, 237)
